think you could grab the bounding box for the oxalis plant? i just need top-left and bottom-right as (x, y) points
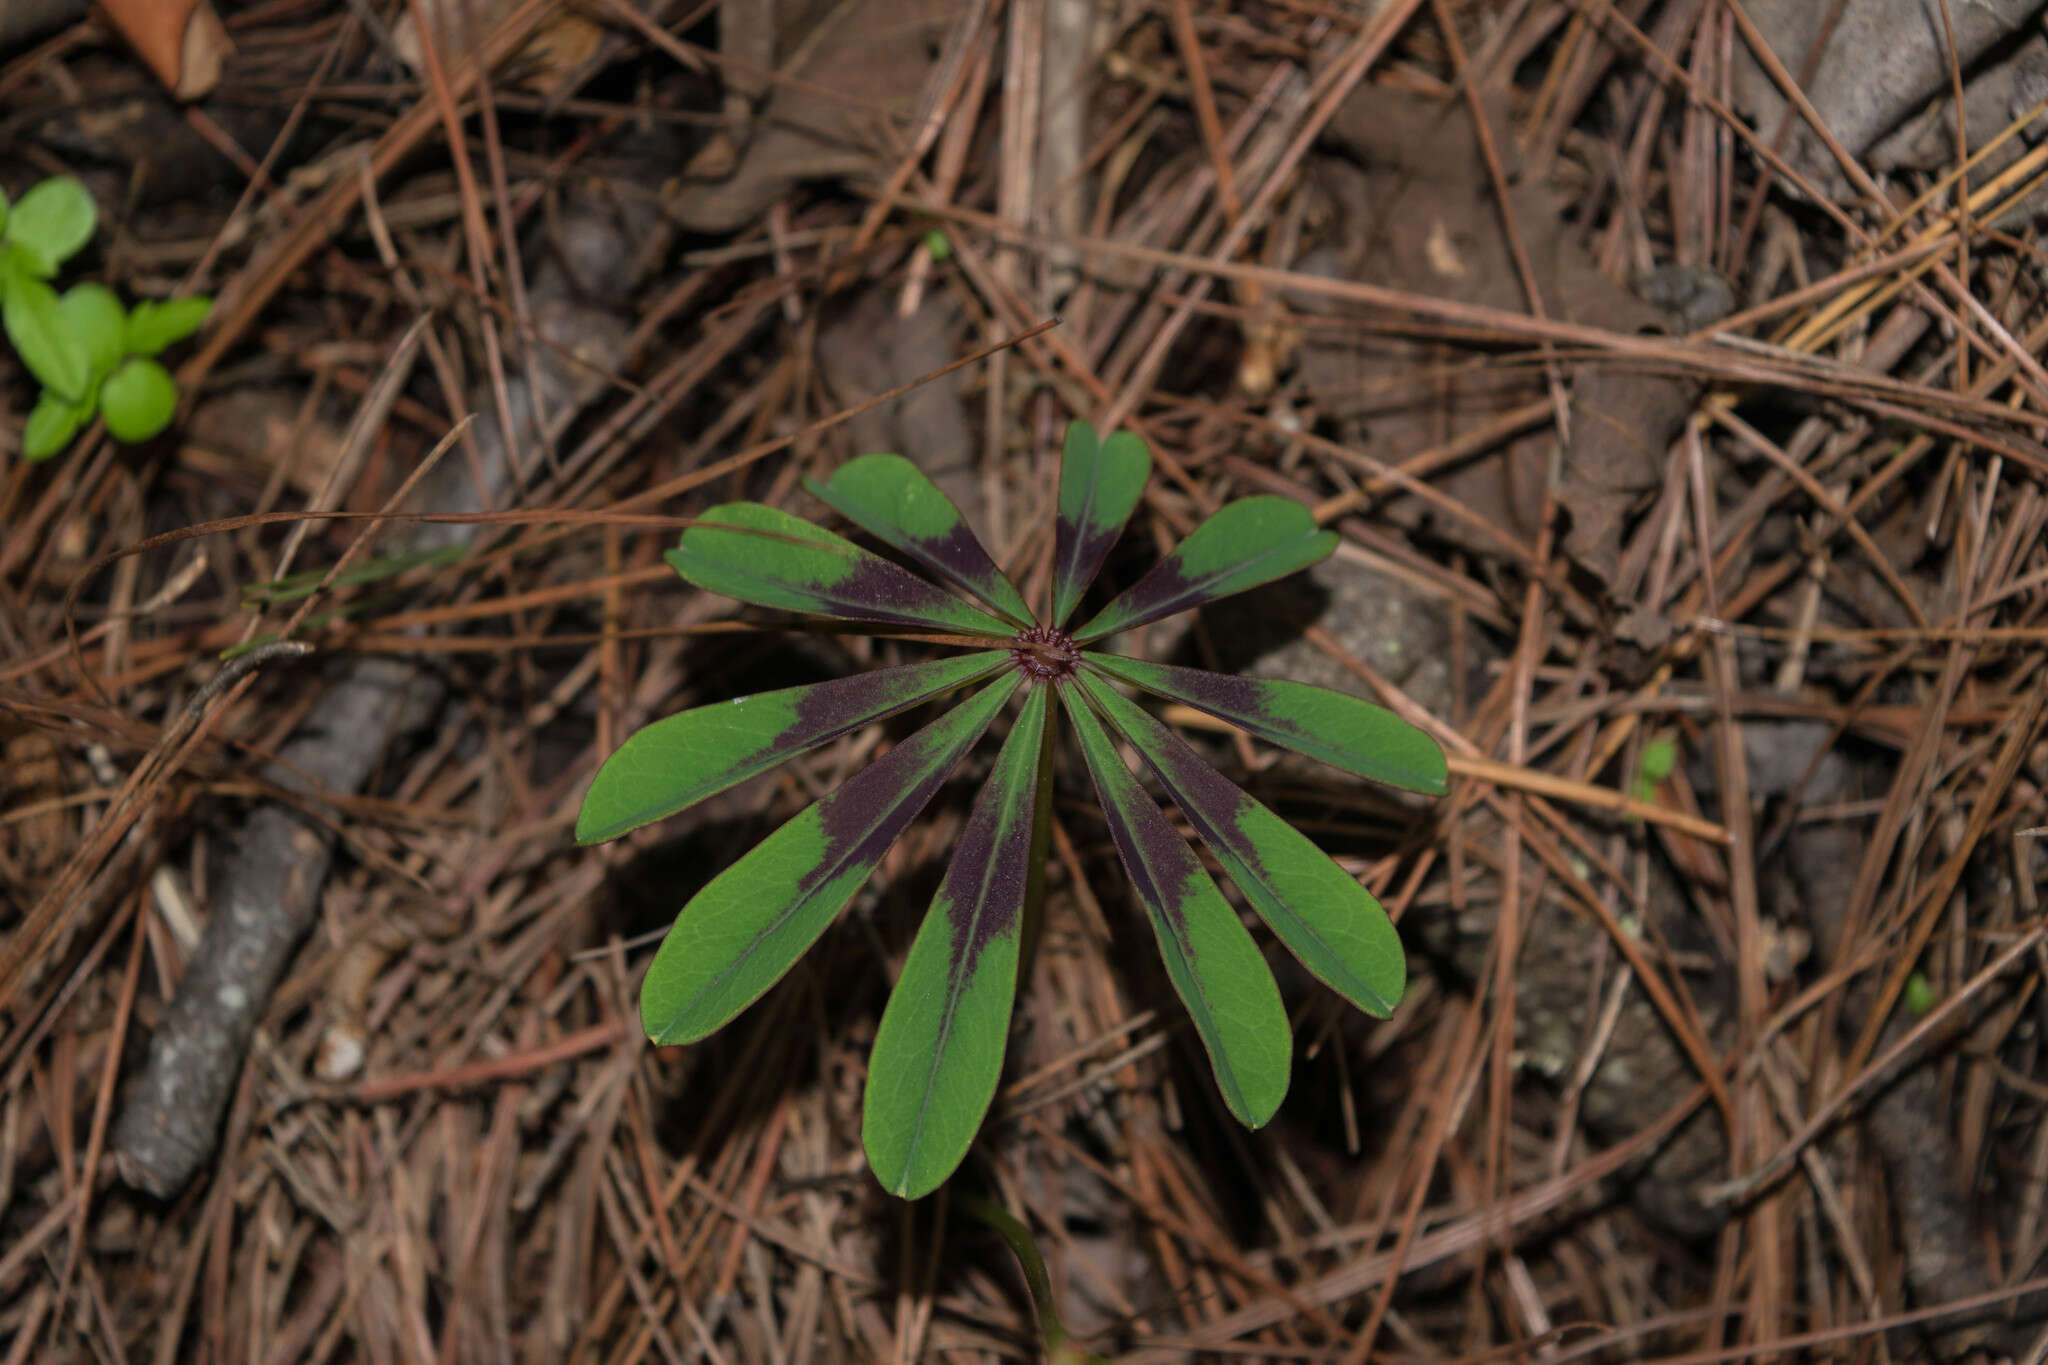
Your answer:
(1, 176), (211, 460)
(577, 421), (1448, 1198)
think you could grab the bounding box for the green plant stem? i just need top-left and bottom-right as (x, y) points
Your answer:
(952, 1192), (1105, 1364)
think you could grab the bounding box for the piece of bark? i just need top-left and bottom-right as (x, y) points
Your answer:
(1871, 32), (2048, 190)
(1729, 0), (2046, 195)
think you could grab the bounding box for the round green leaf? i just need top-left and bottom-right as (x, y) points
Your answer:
(100, 357), (178, 442)
(124, 296), (213, 357)
(4, 176), (96, 276)
(58, 283), (125, 377)
(0, 186), (9, 238)
(22, 389), (89, 461)
(3, 269), (89, 401)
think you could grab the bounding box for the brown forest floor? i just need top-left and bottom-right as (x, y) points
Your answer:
(4, 0), (2048, 1360)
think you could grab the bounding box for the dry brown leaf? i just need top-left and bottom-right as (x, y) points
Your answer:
(97, 0), (231, 100)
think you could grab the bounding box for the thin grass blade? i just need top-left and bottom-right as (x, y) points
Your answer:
(864, 684), (1052, 1197)
(1086, 654), (1448, 796)
(667, 503), (1014, 636)
(807, 454), (1034, 627)
(1077, 670), (1403, 1015)
(579, 651), (1008, 845)
(641, 674), (1020, 1045)
(1073, 497), (1336, 642)
(1059, 683), (1289, 1126)
(1051, 421), (1150, 627)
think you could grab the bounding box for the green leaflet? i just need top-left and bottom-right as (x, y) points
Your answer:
(57, 282), (124, 377)
(864, 684), (1051, 1197)
(124, 296), (212, 357)
(1073, 496), (1337, 642)
(667, 502), (1014, 637)
(1077, 669), (1404, 1016)
(640, 674), (1019, 1047)
(22, 390), (88, 461)
(1051, 420), (1151, 628)
(578, 651), (1008, 845)
(3, 176), (95, 277)
(807, 453), (1034, 627)
(2, 260), (87, 401)
(1060, 683), (1290, 1127)
(1086, 653), (1448, 796)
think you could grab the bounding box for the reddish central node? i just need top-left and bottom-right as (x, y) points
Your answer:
(1011, 625), (1081, 681)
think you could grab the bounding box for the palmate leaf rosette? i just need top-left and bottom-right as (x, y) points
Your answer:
(578, 421), (1448, 1199)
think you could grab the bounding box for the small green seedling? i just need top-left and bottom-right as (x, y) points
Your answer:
(1, 176), (211, 460)
(1904, 971), (1937, 1017)
(1634, 730), (1678, 805)
(578, 421), (1448, 1198)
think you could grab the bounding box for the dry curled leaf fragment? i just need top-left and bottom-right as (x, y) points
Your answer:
(97, 0), (232, 100)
